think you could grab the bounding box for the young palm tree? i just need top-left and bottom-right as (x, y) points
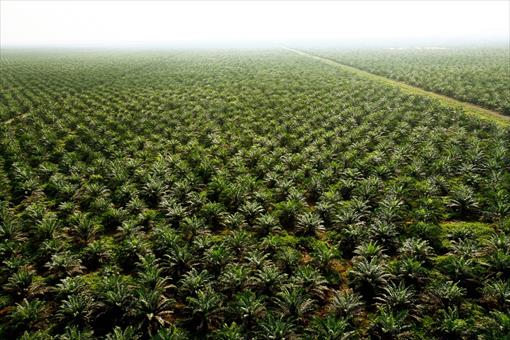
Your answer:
(399, 238), (433, 264)
(327, 289), (364, 319)
(482, 279), (510, 309)
(250, 264), (288, 296)
(348, 257), (393, 302)
(219, 263), (251, 296)
(253, 213), (280, 236)
(428, 281), (466, 307)
(57, 293), (98, 329)
(136, 254), (174, 292)
(448, 184), (479, 217)
(437, 306), (470, 338)
(178, 268), (212, 298)
(160, 197), (188, 228)
(274, 285), (316, 323)
(9, 298), (46, 332)
(230, 291), (266, 331)
(256, 313), (296, 340)
(375, 281), (414, 311)
(291, 266), (329, 301)
(150, 325), (188, 340)
(134, 287), (174, 337)
(296, 212), (325, 236)
(32, 214), (59, 244)
(3, 266), (46, 300)
(368, 221), (399, 254)
(98, 275), (135, 328)
(371, 307), (412, 339)
(396, 257), (429, 286)
(239, 201), (264, 225)
(59, 326), (95, 340)
(185, 287), (224, 333)
(201, 321), (240, 340)
(225, 230), (253, 256)
(203, 244), (233, 274)
(309, 315), (355, 340)
(353, 242), (387, 263)
(105, 326), (140, 340)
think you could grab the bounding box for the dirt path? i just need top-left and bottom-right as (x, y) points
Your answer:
(284, 47), (510, 127)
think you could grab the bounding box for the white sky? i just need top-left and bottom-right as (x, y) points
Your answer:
(1, 1), (509, 47)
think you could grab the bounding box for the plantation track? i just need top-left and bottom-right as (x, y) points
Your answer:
(284, 47), (510, 127)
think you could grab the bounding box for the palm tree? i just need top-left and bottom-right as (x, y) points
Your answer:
(3, 267), (46, 300)
(9, 298), (46, 332)
(200, 202), (226, 230)
(221, 212), (247, 230)
(310, 242), (338, 276)
(136, 254), (174, 292)
(437, 306), (470, 338)
(203, 244), (233, 274)
(368, 221), (398, 254)
(376, 196), (404, 223)
(160, 198), (188, 228)
(353, 242), (387, 262)
(141, 176), (168, 207)
(371, 307), (412, 339)
(150, 325), (188, 340)
(243, 250), (271, 270)
(178, 268), (212, 298)
(211, 322), (243, 340)
(253, 214), (280, 236)
(273, 246), (301, 274)
(327, 289), (364, 319)
(375, 281), (414, 311)
(482, 279), (510, 309)
(296, 212), (325, 236)
(105, 326), (140, 340)
(239, 201), (264, 224)
(134, 287), (174, 337)
(59, 326), (95, 340)
(274, 286), (315, 323)
(395, 257), (429, 286)
(231, 291), (265, 331)
(428, 281), (466, 307)
(273, 199), (303, 229)
(348, 257), (393, 302)
(32, 214), (58, 244)
(251, 264), (288, 296)
(256, 313), (296, 340)
(219, 263), (251, 296)
(57, 293), (98, 329)
(97, 275), (135, 328)
(399, 238), (433, 264)
(185, 287), (224, 333)
(309, 315), (355, 340)
(291, 266), (329, 301)
(336, 224), (367, 258)
(225, 230), (253, 256)
(448, 184), (479, 217)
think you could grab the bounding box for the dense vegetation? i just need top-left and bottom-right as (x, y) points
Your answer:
(1, 50), (510, 339)
(308, 48), (510, 115)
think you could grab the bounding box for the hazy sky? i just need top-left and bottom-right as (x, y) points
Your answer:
(1, 1), (509, 47)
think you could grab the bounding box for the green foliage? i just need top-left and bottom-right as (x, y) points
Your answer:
(310, 47), (510, 114)
(0, 49), (509, 338)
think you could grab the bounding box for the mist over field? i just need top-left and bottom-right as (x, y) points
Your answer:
(1, 1), (508, 49)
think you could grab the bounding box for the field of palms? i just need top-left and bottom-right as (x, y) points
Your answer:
(1, 49), (509, 339)
(307, 47), (510, 115)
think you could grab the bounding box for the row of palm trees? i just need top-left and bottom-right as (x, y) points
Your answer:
(310, 47), (510, 115)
